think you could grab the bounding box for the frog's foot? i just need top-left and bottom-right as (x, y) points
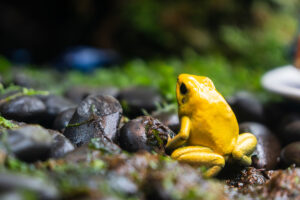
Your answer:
(171, 146), (225, 178)
(232, 133), (257, 166)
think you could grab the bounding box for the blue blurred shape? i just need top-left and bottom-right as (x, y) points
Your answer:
(59, 46), (119, 71)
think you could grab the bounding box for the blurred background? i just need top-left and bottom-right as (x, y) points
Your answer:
(0, 0), (299, 101)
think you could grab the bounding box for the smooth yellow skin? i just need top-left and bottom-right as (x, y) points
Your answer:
(166, 74), (257, 178)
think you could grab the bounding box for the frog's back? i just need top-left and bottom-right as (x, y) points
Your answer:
(187, 91), (239, 155)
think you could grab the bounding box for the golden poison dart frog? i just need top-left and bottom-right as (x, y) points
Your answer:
(166, 74), (257, 178)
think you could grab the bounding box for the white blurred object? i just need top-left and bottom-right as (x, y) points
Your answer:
(261, 65), (300, 100)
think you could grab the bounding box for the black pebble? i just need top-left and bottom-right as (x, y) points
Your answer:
(0, 96), (46, 123)
(239, 122), (281, 170)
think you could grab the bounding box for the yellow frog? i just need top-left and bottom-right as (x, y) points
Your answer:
(166, 74), (257, 178)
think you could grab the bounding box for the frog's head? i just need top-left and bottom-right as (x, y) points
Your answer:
(176, 74), (216, 115)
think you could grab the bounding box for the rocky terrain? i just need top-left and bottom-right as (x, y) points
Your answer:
(0, 75), (299, 200)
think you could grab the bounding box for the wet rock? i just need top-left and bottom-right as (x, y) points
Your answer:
(253, 167), (300, 199)
(53, 108), (76, 132)
(280, 142), (300, 167)
(281, 120), (300, 145)
(64, 86), (119, 104)
(40, 95), (75, 122)
(63, 94), (122, 147)
(0, 125), (52, 162)
(117, 86), (163, 117)
(48, 130), (75, 158)
(239, 122), (281, 169)
(116, 116), (175, 153)
(0, 172), (59, 200)
(0, 96), (46, 123)
(152, 110), (180, 133)
(227, 91), (264, 123)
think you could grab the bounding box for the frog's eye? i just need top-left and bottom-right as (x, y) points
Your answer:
(180, 83), (188, 95)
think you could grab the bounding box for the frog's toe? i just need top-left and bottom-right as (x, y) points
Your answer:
(232, 132), (257, 166)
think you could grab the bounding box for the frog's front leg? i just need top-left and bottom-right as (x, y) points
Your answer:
(232, 133), (257, 166)
(166, 116), (191, 151)
(171, 146), (225, 178)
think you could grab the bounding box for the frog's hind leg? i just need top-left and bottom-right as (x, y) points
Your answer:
(171, 146), (225, 178)
(232, 133), (257, 166)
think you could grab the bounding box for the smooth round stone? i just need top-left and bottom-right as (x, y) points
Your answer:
(227, 91), (264, 123)
(48, 130), (75, 158)
(2, 125), (53, 162)
(40, 95), (75, 120)
(281, 120), (300, 145)
(0, 96), (46, 123)
(279, 113), (300, 127)
(12, 72), (35, 88)
(151, 110), (180, 133)
(64, 86), (119, 104)
(264, 100), (300, 129)
(239, 122), (281, 170)
(63, 94), (122, 147)
(53, 108), (76, 132)
(280, 142), (300, 167)
(117, 86), (163, 117)
(116, 116), (175, 153)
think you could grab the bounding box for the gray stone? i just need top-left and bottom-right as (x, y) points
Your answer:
(63, 94), (122, 147)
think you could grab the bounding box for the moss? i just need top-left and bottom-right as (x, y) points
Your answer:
(88, 138), (121, 154)
(152, 129), (163, 147)
(66, 119), (92, 127)
(0, 116), (18, 129)
(0, 86), (49, 105)
(90, 159), (107, 171)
